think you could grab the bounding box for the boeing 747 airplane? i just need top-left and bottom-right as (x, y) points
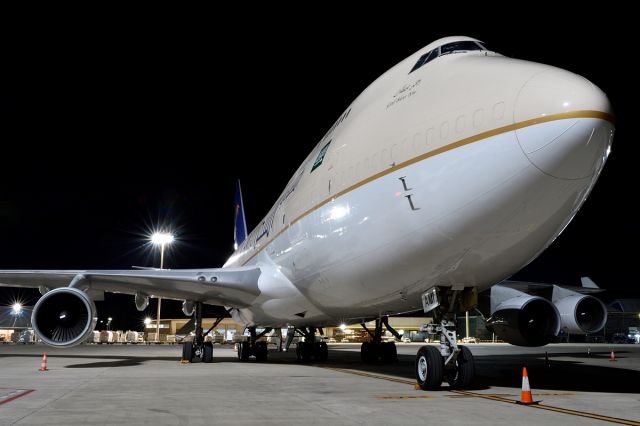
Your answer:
(0, 36), (614, 389)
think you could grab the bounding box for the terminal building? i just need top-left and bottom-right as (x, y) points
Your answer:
(0, 305), (34, 343)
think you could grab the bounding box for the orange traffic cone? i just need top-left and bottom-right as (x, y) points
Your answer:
(516, 367), (538, 405)
(609, 350), (617, 362)
(39, 353), (48, 371)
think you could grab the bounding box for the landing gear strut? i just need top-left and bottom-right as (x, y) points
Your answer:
(181, 302), (213, 363)
(415, 286), (476, 390)
(237, 326), (271, 362)
(360, 316), (398, 363)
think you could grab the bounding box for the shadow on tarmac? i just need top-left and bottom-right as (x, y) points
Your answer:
(266, 348), (640, 393)
(1, 346), (638, 393)
(0, 353), (178, 368)
(316, 351), (640, 393)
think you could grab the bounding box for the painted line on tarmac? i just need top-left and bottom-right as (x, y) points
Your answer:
(449, 392), (575, 398)
(376, 395), (434, 400)
(0, 389), (35, 406)
(449, 390), (640, 425)
(324, 368), (640, 426)
(325, 367), (415, 386)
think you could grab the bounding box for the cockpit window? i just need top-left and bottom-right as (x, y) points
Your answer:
(423, 49), (439, 65)
(439, 41), (485, 55)
(410, 40), (488, 74)
(409, 48), (439, 73)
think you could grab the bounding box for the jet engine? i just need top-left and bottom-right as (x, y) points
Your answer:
(486, 286), (560, 346)
(31, 287), (97, 347)
(553, 289), (607, 334)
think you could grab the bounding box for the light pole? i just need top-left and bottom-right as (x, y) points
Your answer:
(151, 231), (174, 342)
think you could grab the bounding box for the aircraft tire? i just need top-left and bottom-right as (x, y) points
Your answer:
(203, 342), (213, 363)
(446, 345), (475, 389)
(255, 341), (268, 362)
(316, 342), (328, 362)
(238, 341), (250, 361)
(381, 342), (397, 363)
(296, 342), (311, 362)
(361, 342), (374, 362)
(182, 342), (194, 362)
(416, 345), (443, 390)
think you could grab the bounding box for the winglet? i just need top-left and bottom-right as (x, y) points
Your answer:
(234, 180), (248, 250)
(581, 277), (599, 289)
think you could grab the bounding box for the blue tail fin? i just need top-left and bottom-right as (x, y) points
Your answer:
(234, 180), (248, 250)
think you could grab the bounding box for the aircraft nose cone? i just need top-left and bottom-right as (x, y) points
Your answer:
(514, 70), (614, 180)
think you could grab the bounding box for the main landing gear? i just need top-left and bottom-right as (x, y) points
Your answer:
(284, 327), (328, 362)
(360, 316), (398, 363)
(415, 287), (476, 390)
(181, 302), (214, 363)
(237, 326), (272, 362)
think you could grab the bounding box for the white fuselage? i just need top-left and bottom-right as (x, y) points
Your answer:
(224, 37), (614, 328)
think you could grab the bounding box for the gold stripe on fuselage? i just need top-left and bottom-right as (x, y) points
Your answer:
(238, 110), (613, 266)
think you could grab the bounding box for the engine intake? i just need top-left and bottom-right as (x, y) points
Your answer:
(31, 287), (97, 347)
(487, 295), (560, 346)
(554, 293), (607, 334)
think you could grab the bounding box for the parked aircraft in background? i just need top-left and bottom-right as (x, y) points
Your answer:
(0, 36), (614, 389)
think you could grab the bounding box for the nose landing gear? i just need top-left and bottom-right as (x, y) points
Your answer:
(415, 286), (476, 390)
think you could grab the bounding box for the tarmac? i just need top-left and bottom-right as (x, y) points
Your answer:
(1, 343), (639, 425)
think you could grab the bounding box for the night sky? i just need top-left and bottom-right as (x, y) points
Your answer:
(1, 12), (637, 331)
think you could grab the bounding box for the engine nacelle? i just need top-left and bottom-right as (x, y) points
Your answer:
(486, 289), (560, 346)
(182, 300), (195, 316)
(554, 292), (607, 334)
(135, 293), (149, 311)
(31, 287), (97, 348)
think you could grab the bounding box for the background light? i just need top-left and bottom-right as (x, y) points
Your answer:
(339, 323), (347, 331)
(149, 231), (174, 343)
(151, 232), (174, 245)
(11, 303), (22, 315)
(144, 317), (152, 326)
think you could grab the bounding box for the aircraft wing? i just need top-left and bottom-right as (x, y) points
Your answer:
(499, 277), (604, 294)
(0, 266), (262, 308)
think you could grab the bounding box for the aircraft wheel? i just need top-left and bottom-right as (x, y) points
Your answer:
(203, 342), (213, 363)
(182, 342), (194, 362)
(381, 342), (397, 363)
(296, 342), (312, 361)
(416, 345), (443, 390)
(295, 342), (302, 361)
(255, 341), (268, 362)
(316, 342), (328, 362)
(446, 345), (475, 389)
(238, 341), (250, 361)
(301, 342), (312, 361)
(361, 342), (373, 362)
